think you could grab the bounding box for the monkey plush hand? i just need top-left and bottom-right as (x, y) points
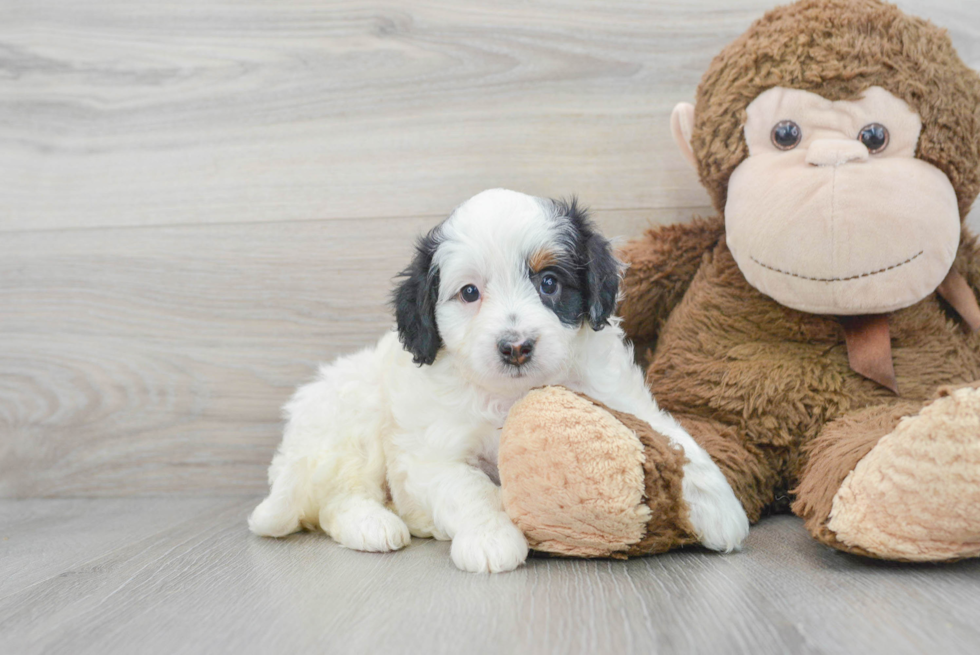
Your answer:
(613, 0), (980, 562)
(498, 386), (699, 558)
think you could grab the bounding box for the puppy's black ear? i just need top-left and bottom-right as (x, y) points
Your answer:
(583, 231), (620, 330)
(392, 228), (443, 365)
(555, 197), (621, 330)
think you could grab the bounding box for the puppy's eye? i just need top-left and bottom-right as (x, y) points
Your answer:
(771, 120), (802, 150)
(857, 123), (889, 154)
(459, 284), (480, 303)
(539, 273), (559, 296)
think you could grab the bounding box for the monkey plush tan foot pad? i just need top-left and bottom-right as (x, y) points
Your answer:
(499, 386), (698, 558)
(828, 385), (980, 561)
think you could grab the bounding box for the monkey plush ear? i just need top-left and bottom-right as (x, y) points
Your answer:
(392, 232), (443, 365)
(671, 102), (698, 171)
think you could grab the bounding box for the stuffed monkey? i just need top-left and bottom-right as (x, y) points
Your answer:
(499, 0), (980, 562)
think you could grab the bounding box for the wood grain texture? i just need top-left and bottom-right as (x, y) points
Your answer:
(1, 0), (979, 497)
(0, 497), (222, 598)
(0, 209), (679, 497)
(0, 0), (977, 232)
(2, 498), (979, 655)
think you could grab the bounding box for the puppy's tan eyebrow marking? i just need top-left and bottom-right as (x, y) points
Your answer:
(528, 248), (558, 272)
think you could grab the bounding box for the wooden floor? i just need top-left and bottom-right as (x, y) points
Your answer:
(2, 1), (980, 653)
(2, 497), (979, 655)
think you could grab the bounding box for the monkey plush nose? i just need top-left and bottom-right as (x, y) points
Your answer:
(806, 139), (869, 167)
(498, 337), (536, 367)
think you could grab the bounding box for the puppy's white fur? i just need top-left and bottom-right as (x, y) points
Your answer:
(249, 189), (749, 572)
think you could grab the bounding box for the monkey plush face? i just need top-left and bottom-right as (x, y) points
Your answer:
(724, 86), (960, 315)
(669, 0), (980, 318)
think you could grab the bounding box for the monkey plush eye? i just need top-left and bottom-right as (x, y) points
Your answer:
(857, 123), (889, 154)
(539, 273), (560, 296)
(771, 120), (802, 150)
(459, 284), (480, 303)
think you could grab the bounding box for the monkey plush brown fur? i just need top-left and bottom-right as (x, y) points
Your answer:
(499, 0), (980, 562)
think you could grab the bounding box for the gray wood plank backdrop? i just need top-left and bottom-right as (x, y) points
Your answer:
(2, 0), (979, 497)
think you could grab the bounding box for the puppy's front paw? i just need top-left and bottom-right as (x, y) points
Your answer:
(330, 503), (411, 553)
(683, 461), (750, 552)
(450, 515), (529, 573)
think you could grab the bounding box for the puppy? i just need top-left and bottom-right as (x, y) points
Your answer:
(249, 189), (749, 572)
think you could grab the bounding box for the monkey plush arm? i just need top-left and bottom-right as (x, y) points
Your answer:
(617, 216), (725, 347)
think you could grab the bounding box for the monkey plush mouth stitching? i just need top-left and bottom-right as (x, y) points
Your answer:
(749, 250), (924, 283)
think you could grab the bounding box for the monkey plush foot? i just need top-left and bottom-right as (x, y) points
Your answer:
(826, 385), (980, 561)
(498, 386), (698, 558)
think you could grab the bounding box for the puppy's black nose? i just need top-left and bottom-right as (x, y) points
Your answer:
(498, 337), (536, 367)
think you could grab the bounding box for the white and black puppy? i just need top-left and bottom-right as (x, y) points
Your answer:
(249, 189), (748, 572)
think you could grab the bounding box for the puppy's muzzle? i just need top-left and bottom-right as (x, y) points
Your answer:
(498, 336), (536, 367)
